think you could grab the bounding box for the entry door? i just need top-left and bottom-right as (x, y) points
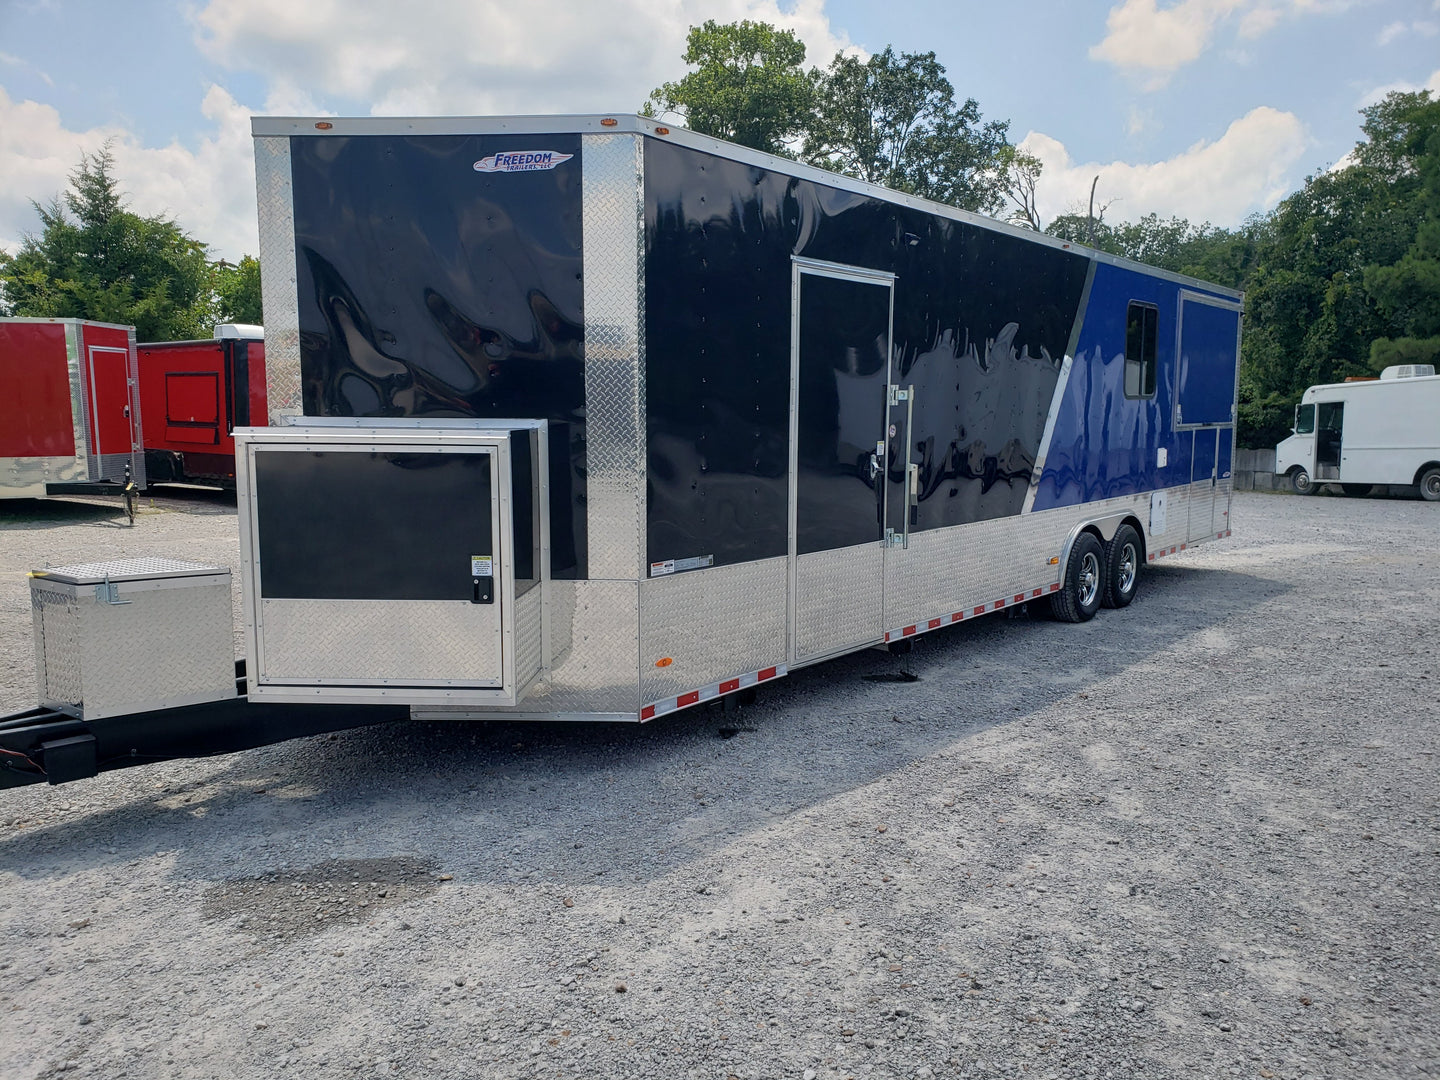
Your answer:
(86, 346), (137, 461)
(1190, 428), (1218, 541)
(1316, 401), (1343, 479)
(789, 260), (895, 664)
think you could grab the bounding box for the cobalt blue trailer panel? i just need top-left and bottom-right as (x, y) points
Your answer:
(1177, 296), (1241, 427)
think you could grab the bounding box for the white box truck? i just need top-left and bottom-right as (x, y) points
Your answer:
(1275, 365), (1440, 499)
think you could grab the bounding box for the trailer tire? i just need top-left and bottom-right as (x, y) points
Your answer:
(1103, 524), (1141, 609)
(1052, 532), (1104, 623)
(1290, 468), (1320, 496)
(1420, 466), (1440, 502)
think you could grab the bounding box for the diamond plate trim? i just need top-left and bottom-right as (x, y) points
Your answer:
(519, 580), (639, 713)
(640, 557), (787, 706)
(258, 599), (502, 685)
(796, 543), (885, 661)
(63, 322), (90, 475)
(515, 583), (543, 692)
(254, 136), (301, 425)
(581, 132), (645, 580)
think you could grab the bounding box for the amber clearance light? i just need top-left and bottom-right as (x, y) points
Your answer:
(600, 117), (618, 127)
(314, 121), (334, 130)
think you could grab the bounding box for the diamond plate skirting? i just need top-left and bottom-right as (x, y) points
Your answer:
(254, 136), (301, 425)
(879, 482), (1204, 634)
(581, 132), (645, 581)
(258, 599), (502, 685)
(795, 543), (885, 662)
(640, 558), (787, 706)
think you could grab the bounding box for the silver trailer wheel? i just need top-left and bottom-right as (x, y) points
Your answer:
(1078, 550), (1101, 609)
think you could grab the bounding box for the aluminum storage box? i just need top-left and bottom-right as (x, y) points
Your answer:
(29, 558), (236, 720)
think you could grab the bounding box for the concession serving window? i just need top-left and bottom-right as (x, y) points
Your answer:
(236, 419), (547, 706)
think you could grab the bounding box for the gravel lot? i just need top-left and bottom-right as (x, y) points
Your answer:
(0, 488), (1436, 1080)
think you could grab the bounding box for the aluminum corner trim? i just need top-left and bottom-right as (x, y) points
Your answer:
(580, 131), (646, 581)
(254, 135), (301, 426)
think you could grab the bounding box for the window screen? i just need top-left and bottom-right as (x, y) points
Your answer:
(1125, 302), (1158, 399)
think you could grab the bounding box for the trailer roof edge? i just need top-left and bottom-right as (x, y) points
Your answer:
(250, 113), (1244, 303)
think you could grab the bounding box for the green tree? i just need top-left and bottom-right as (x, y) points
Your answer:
(1047, 211), (1259, 289)
(803, 46), (1012, 213)
(213, 255), (263, 326)
(643, 20), (814, 155)
(0, 146), (217, 341)
(1363, 92), (1440, 369)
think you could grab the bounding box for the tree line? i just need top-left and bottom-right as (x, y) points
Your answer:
(4, 23), (1435, 450)
(0, 146), (261, 342)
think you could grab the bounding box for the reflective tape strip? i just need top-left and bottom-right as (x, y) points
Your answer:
(883, 581), (1061, 643)
(640, 663), (789, 721)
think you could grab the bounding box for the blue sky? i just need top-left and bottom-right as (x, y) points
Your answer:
(1, 0), (1437, 260)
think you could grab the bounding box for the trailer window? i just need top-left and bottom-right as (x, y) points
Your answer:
(1125, 302), (1158, 398)
(1294, 403), (1315, 434)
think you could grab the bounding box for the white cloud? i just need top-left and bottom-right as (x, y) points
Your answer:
(1378, 18), (1437, 44)
(192, 0), (856, 117)
(1020, 105), (1308, 227)
(1376, 20), (1407, 44)
(1356, 66), (1440, 106)
(0, 84), (258, 261)
(1091, 0), (1362, 86)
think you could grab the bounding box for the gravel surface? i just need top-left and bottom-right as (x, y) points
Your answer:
(0, 488), (1437, 1080)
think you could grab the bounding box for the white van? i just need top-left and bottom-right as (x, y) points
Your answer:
(1275, 365), (1440, 499)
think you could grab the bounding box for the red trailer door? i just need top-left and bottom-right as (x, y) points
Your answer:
(87, 346), (134, 456)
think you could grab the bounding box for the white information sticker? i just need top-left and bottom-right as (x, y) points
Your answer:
(471, 555), (493, 577)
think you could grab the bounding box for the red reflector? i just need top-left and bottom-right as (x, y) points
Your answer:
(974, 606), (986, 616)
(677, 691), (700, 708)
(993, 600), (1004, 610)
(758, 667), (777, 681)
(928, 618), (941, 629)
(641, 705), (655, 720)
(1031, 588), (1042, 598)
(1049, 582), (1060, 591)
(719, 678), (740, 694)
(902, 625), (917, 637)
(1014, 594), (1024, 604)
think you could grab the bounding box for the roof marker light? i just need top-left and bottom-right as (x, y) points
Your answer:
(601, 118), (618, 127)
(314, 121), (333, 130)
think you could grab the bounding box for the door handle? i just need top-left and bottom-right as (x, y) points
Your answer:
(869, 452), (881, 482)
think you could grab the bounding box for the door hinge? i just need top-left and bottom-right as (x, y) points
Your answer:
(888, 385), (910, 406)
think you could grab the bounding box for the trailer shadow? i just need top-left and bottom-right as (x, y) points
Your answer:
(0, 497), (130, 530)
(0, 559), (1288, 903)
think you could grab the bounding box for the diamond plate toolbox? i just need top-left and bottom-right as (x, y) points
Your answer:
(29, 558), (236, 721)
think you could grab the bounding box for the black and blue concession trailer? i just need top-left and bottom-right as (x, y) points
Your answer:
(0, 114), (1240, 785)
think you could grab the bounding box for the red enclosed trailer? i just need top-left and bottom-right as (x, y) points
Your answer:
(0, 318), (145, 499)
(136, 324), (267, 485)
